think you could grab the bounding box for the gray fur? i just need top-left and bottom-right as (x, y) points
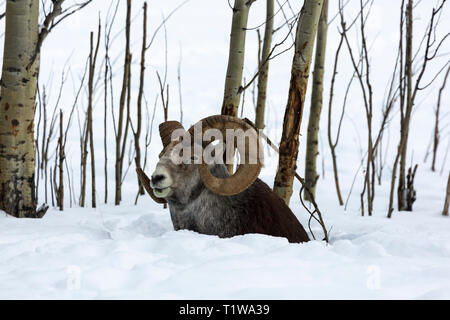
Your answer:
(151, 151), (252, 237)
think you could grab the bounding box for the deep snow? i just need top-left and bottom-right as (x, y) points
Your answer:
(1, 168), (449, 299)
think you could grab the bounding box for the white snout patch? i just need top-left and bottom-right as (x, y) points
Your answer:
(153, 187), (171, 198)
(150, 166), (173, 198)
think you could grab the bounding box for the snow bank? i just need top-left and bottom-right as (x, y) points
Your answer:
(1, 174), (450, 300)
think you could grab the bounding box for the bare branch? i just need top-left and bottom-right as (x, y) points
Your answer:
(146, 0), (191, 50)
(27, 0), (93, 70)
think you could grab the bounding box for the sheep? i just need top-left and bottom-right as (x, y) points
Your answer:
(137, 115), (309, 243)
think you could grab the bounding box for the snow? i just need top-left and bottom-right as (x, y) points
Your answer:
(1, 167), (450, 299)
(1, 0), (450, 299)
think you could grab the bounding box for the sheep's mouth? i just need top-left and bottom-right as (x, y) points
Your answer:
(152, 186), (171, 198)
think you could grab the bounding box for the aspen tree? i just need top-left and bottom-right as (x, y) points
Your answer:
(221, 0), (255, 117)
(0, 0), (41, 217)
(254, 0), (274, 130)
(273, 0), (324, 205)
(304, 0), (328, 201)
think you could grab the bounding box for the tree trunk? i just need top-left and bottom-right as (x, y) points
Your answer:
(254, 0), (274, 130)
(221, 0), (254, 117)
(80, 27), (100, 208)
(273, 0), (324, 205)
(0, 0), (44, 218)
(432, 65), (450, 172)
(398, 0), (413, 211)
(89, 25), (100, 208)
(327, 29), (345, 207)
(444, 172), (450, 216)
(80, 32), (93, 208)
(221, 0), (255, 173)
(58, 110), (64, 211)
(115, 0), (131, 205)
(304, 0), (328, 201)
(134, 2), (147, 197)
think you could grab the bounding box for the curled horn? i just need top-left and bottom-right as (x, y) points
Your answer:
(159, 121), (185, 149)
(136, 168), (167, 204)
(188, 115), (263, 196)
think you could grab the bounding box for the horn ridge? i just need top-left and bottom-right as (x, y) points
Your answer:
(191, 115), (264, 196)
(159, 121), (184, 148)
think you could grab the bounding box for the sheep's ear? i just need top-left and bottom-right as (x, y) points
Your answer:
(136, 168), (167, 204)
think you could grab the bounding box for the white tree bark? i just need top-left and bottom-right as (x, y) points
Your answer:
(304, 0), (328, 201)
(255, 0), (274, 130)
(0, 0), (41, 217)
(221, 0), (255, 117)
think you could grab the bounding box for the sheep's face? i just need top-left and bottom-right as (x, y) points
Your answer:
(150, 142), (200, 201)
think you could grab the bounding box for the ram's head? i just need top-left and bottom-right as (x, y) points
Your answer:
(137, 115), (264, 204)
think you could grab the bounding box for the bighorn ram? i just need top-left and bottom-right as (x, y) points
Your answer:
(137, 115), (309, 243)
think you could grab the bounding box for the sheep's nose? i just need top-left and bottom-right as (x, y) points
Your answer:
(151, 174), (166, 185)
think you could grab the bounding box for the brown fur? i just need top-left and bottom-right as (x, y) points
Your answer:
(238, 179), (310, 243)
